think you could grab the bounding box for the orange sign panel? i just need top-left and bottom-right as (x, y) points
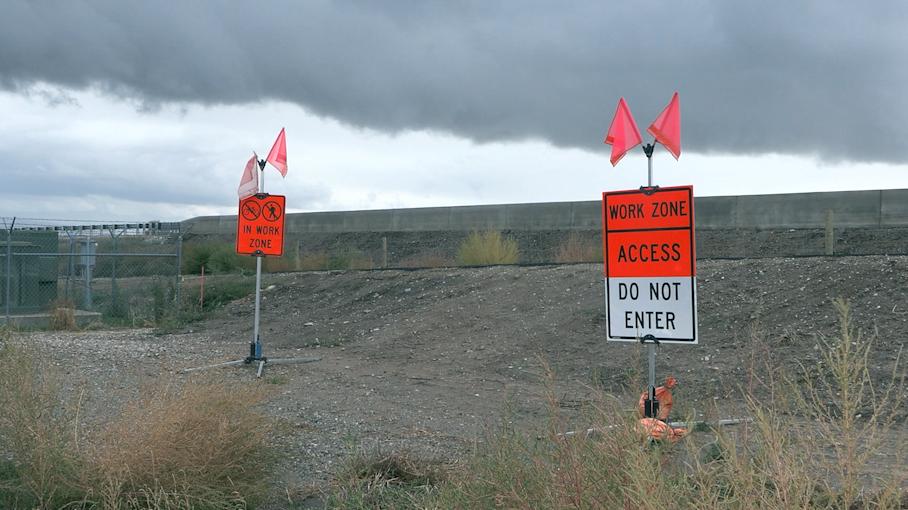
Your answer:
(236, 194), (286, 256)
(603, 187), (693, 231)
(602, 186), (695, 277)
(601, 186), (697, 344)
(605, 229), (693, 278)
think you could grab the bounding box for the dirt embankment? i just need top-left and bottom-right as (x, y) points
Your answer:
(17, 255), (908, 496)
(209, 255), (907, 400)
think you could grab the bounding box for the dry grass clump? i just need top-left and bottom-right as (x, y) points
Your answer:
(456, 230), (519, 266)
(48, 298), (77, 330)
(786, 298), (906, 508)
(326, 449), (447, 508)
(0, 341), (83, 509)
(555, 232), (603, 263)
(88, 381), (272, 509)
(0, 339), (274, 509)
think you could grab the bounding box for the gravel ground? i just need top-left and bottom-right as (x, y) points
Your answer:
(13, 255), (908, 504)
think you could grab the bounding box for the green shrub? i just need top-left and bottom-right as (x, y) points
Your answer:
(191, 276), (256, 312)
(151, 275), (254, 334)
(182, 242), (215, 274)
(182, 242), (254, 275)
(456, 230), (519, 266)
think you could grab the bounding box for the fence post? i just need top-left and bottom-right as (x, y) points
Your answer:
(83, 238), (93, 310)
(382, 236), (388, 268)
(65, 233), (75, 302)
(174, 234), (183, 306)
(110, 228), (119, 312)
(825, 209), (835, 256)
(4, 217), (14, 323)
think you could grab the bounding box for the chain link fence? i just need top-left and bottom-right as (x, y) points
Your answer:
(1, 217), (183, 327)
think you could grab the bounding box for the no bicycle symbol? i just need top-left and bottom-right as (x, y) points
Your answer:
(241, 201), (261, 221)
(236, 194), (286, 257)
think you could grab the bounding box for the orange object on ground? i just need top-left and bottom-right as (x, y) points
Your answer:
(637, 418), (688, 443)
(638, 376), (678, 421)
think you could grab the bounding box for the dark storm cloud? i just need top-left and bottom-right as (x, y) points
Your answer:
(2, 1), (906, 163)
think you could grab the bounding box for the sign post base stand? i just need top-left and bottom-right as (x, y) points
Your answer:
(183, 240), (322, 377)
(182, 354), (322, 376)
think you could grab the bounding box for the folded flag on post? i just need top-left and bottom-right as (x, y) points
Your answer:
(604, 98), (643, 166)
(266, 127), (288, 177)
(648, 92), (681, 160)
(237, 152), (259, 199)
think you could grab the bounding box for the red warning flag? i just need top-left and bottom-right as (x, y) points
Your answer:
(604, 98), (643, 166)
(266, 127), (288, 177)
(648, 92), (681, 160)
(237, 152), (259, 199)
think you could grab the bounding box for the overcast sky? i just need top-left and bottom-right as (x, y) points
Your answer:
(2, 1), (907, 224)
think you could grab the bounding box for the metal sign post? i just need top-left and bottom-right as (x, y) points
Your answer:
(252, 236), (264, 374)
(645, 144), (656, 412)
(184, 157), (320, 377)
(253, 160), (266, 370)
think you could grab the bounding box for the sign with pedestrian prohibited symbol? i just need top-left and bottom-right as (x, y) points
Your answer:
(236, 193), (286, 256)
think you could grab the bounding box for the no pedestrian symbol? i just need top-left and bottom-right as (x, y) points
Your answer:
(262, 201), (282, 221)
(236, 193), (286, 257)
(601, 185), (698, 344)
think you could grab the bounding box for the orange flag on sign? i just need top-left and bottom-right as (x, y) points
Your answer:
(237, 152), (259, 199)
(648, 92), (681, 160)
(604, 98), (643, 166)
(266, 127), (288, 176)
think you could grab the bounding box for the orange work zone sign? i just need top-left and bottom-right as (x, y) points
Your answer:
(602, 186), (697, 344)
(236, 194), (286, 257)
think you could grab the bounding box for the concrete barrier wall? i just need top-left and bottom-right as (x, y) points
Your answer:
(183, 188), (908, 235)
